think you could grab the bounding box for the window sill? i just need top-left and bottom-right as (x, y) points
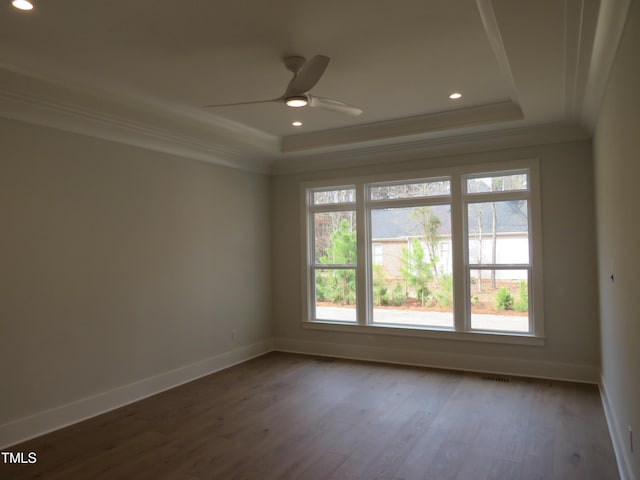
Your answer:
(302, 320), (545, 346)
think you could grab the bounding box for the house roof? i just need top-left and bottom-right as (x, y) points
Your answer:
(371, 202), (527, 240)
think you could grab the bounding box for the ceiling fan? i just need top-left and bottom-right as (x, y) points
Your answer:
(203, 55), (363, 117)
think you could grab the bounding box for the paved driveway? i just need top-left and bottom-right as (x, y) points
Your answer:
(315, 306), (528, 332)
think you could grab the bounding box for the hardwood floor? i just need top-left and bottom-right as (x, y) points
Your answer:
(1, 352), (619, 480)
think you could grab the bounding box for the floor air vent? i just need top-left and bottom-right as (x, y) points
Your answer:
(313, 357), (335, 363)
(482, 375), (510, 383)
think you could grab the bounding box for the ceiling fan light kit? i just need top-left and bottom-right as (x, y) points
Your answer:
(204, 54), (362, 117)
(285, 96), (308, 108)
(11, 0), (34, 10)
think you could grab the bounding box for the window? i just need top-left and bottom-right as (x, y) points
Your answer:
(302, 160), (544, 344)
(308, 186), (357, 323)
(464, 173), (532, 333)
(369, 181), (453, 329)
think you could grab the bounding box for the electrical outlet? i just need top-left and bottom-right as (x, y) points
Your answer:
(629, 426), (634, 453)
(232, 329), (238, 342)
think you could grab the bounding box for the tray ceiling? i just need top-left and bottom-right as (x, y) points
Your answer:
(0, 0), (627, 172)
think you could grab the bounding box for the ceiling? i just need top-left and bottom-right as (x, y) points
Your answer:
(0, 0), (628, 173)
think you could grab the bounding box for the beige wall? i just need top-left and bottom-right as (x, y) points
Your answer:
(594, 1), (640, 477)
(0, 118), (272, 433)
(271, 140), (600, 380)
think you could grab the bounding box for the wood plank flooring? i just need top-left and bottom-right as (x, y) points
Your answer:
(0, 352), (619, 480)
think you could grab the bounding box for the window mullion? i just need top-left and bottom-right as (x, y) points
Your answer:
(451, 172), (466, 332)
(463, 191), (529, 203)
(303, 186), (314, 322)
(471, 264), (531, 270)
(312, 264), (359, 269)
(310, 203), (356, 214)
(368, 196), (451, 210)
(355, 182), (368, 326)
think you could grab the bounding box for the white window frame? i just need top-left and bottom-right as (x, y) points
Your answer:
(305, 185), (358, 324)
(461, 169), (539, 336)
(300, 159), (544, 346)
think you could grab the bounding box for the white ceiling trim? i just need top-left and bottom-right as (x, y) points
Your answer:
(272, 121), (590, 175)
(0, 59), (589, 178)
(281, 101), (524, 153)
(0, 65), (278, 174)
(564, 0), (585, 117)
(476, 0), (520, 104)
(564, 0), (600, 119)
(581, 0), (632, 130)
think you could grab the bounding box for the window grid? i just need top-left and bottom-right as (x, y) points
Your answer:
(302, 162), (543, 342)
(462, 170), (533, 334)
(307, 186), (357, 324)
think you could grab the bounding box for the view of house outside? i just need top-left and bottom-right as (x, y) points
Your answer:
(313, 176), (530, 332)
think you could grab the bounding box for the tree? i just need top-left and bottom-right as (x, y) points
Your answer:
(314, 211), (356, 260)
(495, 287), (514, 311)
(320, 218), (357, 264)
(468, 203), (485, 292)
(400, 238), (433, 306)
(319, 219), (357, 304)
(410, 207), (442, 280)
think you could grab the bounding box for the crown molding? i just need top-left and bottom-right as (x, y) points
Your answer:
(271, 121), (590, 175)
(281, 101), (523, 153)
(563, 0), (600, 119)
(476, 0), (520, 104)
(0, 65), (279, 174)
(581, 0), (632, 131)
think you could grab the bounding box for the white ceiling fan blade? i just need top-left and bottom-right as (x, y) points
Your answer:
(203, 98), (279, 108)
(309, 96), (363, 116)
(284, 55), (330, 97)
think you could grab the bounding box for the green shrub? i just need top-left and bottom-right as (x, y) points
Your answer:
(415, 287), (431, 306)
(330, 270), (356, 305)
(372, 265), (389, 306)
(495, 287), (514, 311)
(315, 273), (330, 302)
(316, 269), (355, 305)
(514, 281), (528, 312)
(390, 283), (407, 306)
(434, 274), (453, 308)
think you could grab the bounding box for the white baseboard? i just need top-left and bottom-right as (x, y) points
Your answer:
(600, 376), (636, 480)
(1, 337), (604, 453)
(0, 339), (273, 449)
(272, 337), (600, 383)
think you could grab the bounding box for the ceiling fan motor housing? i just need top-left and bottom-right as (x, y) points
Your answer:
(283, 56), (307, 74)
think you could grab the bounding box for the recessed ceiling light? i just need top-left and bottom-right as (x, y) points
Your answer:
(285, 96), (308, 108)
(449, 92), (462, 100)
(11, 0), (34, 10)
(292, 121), (303, 127)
